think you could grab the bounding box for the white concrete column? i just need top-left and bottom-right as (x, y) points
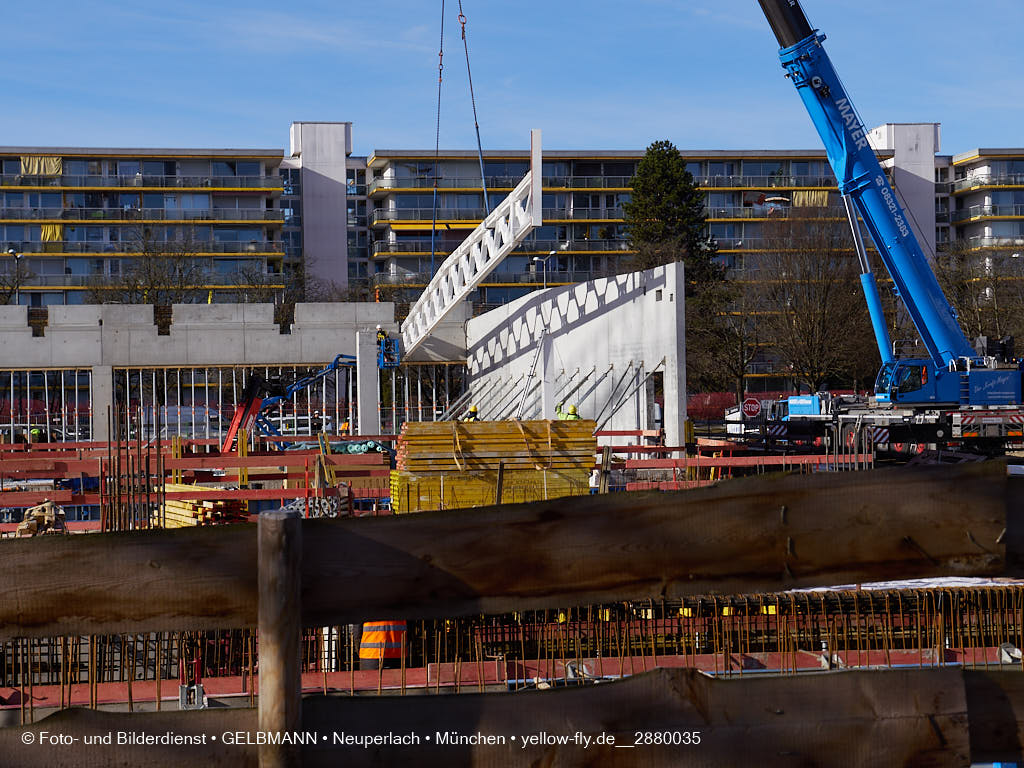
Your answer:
(662, 265), (687, 447)
(91, 366), (114, 442)
(540, 330), (555, 420)
(355, 331), (380, 436)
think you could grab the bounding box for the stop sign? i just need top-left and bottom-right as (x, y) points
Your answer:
(741, 397), (762, 419)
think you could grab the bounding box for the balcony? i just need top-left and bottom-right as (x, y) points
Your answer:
(11, 268), (286, 288)
(370, 269), (612, 287)
(712, 237), (801, 251)
(0, 240), (285, 254)
(952, 174), (1024, 193)
(0, 174), (284, 190)
(693, 174), (836, 189)
(370, 207), (625, 226)
(367, 175), (635, 197)
(371, 238), (633, 258)
(705, 205), (846, 220)
(371, 207), (484, 226)
(0, 207), (284, 222)
(950, 204), (1024, 223)
(963, 235), (1024, 251)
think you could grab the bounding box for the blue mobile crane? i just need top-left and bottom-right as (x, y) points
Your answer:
(754, 0), (1024, 449)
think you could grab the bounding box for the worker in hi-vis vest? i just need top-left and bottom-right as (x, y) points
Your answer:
(556, 403), (581, 420)
(358, 620), (407, 670)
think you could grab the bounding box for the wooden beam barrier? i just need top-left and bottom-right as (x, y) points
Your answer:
(6, 668), (1024, 767)
(0, 461), (1017, 640)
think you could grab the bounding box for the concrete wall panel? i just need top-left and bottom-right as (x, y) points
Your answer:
(465, 264), (686, 445)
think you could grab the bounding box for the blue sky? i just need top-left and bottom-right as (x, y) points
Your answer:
(4, 0), (1022, 157)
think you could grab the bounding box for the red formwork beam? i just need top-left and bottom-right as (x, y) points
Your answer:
(0, 486), (351, 509)
(626, 454), (873, 470)
(0, 434), (399, 454)
(0, 452), (389, 480)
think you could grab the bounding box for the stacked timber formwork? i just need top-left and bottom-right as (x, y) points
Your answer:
(157, 483), (250, 528)
(391, 419), (596, 512)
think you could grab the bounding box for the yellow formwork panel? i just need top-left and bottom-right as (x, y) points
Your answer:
(391, 468), (589, 514)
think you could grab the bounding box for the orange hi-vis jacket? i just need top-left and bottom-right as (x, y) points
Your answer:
(359, 621), (407, 660)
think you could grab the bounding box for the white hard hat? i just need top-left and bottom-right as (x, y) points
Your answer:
(376, 324), (382, 330)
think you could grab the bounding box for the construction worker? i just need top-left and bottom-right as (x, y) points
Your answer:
(556, 403), (581, 420)
(29, 426), (43, 443)
(358, 620), (407, 670)
(462, 405), (479, 422)
(377, 324), (396, 364)
(339, 420), (351, 436)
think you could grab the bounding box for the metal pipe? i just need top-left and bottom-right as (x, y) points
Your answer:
(595, 359), (666, 434)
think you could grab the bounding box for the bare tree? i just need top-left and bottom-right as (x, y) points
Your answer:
(0, 254), (33, 305)
(227, 261), (300, 304)
(755, 207), (877, 393)
(933, 240), (1024, 346)
(686, 281), (764, 402)
(85, 225), (212, 304)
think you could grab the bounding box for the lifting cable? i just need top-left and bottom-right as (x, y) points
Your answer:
(429, 1), (446, 275)
(430, 1), (491, 275)
(458, 1), (490, 216)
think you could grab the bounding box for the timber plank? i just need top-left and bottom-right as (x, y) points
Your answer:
(0, 462), (1013, 638)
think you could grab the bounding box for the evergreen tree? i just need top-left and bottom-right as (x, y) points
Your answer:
(622, 139), (720, 288)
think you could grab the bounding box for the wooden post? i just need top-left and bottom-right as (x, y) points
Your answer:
(599, 446), (612, 494)
(494, 460), (504, 505)
(258, 510), (302, 768)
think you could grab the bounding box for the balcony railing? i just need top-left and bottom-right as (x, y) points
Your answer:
(711, 237), (785, 250)
(371, 269), (613, 287)
(705, 205), (845, 220)
(0, 241), (285, 254)
(11, 269), (285, 288)
(693, 174), (836, 189)
(371, 238), (633, 257)
(0, 207), (284, 222)
(953, 174), (1024, 193)
(964, 235), (1024, 250)
(367, 175), (635, 196)
(367, 173), (837, 196)
(950, 204), (1024, 223)
(0, 174), (284, 189)
(370, 207), (625, 226)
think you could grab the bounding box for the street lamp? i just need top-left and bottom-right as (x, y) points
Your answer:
(533, 250), (556, 290)
(6, 248), (21, 306)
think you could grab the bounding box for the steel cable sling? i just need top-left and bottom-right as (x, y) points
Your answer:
(430, 1), (491, 276)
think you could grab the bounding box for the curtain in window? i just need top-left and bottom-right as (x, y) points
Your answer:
(21, 156), (62, 175)
(792, 190), (829, 207)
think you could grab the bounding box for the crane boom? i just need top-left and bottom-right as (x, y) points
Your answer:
(757, 0), (975, 370)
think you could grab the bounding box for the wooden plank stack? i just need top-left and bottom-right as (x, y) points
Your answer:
(156, 483), (250, 528)
(392, 420), (596, 513)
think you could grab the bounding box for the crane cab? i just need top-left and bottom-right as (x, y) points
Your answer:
(876, 359), (1023, 407)
(874, 360), (943, 405)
